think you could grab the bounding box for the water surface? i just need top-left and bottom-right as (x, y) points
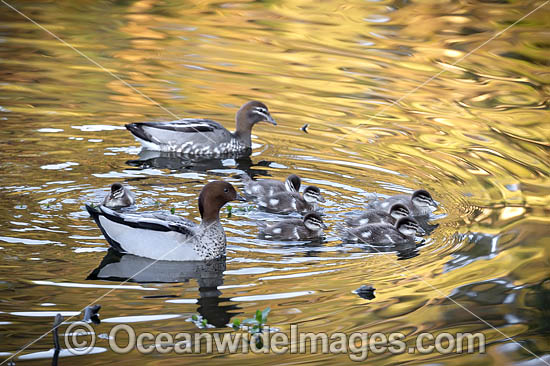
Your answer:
(1, 0), (549, 365)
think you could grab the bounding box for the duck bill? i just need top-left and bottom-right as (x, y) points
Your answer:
(318, 195), (326, 203)
(322, 223), (329, 229)
(264, 114), (277, 126)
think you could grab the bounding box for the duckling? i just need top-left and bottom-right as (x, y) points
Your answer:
(103, 183), (135, 209)
(126, 101), (276, 155)
(242, 174), (301, 197)
(345, 203), (410, 227)
(257, 186), (325, 214)
(371, 189), (437, 216)
(87, 181), (245, 261)
(342, 217), (420, 245)
(259, 213), (327, 240)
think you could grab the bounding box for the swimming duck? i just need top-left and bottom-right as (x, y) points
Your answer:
(86, 181), (245, 261)
(257, 185), (325, 214)
(103, 183), (135, 209)
(342, 217), (420, 245)
(125, 101), (276, 154)
(242, 174), (301, 197)
(371, 190), (437, 216)
(345, 203), (410, 227)
(259, 212), (327, 240)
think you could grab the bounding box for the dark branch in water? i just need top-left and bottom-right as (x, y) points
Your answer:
(52, 313), (63, 366)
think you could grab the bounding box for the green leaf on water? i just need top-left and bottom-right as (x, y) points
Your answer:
(232, 318), (241, 330)
(256, 309), (262, 322)
(226, 205), (232, 218)
(191, 314), (198, 321)
(170, 207), (175, 214)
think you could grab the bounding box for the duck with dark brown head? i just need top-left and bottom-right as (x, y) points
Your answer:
(86, 181), (245, 261)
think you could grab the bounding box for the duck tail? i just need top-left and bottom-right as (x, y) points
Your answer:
(126, 123), (153, 143)
(84, 204), (125, 253)
(85, 203), (101, 217)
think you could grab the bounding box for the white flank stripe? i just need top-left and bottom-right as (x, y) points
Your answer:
(98, 216), (199, 261)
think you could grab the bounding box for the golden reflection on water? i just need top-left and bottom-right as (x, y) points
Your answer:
(0, 0), (549, 365)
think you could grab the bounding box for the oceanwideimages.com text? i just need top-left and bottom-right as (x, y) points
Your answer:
(66, 322), (486, 361)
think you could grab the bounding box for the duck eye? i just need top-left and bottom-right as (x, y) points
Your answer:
(224, 188), (229, 193)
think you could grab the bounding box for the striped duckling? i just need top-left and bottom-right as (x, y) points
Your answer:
(242, 174), (301, 197)
(259, 213), (327, 241)
(371, 190), (437, 216)
(125, 101), (276, 155)
(103, 183), (135, 209)
(345, 203), (410, 227)
(342, 217), (420, 245)
(257, 186), (325, 214)
(86, 181), (245, 261)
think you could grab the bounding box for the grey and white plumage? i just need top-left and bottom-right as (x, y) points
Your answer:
(125, 101), (276, 155)
(257, 185), (325, 214)
(345, 203), (410, 227)
(370, 190), (437, 216)
(242, 174), (301, 197)
(259, 212), (327, 241)
(342, 217), (420, 245)
(103, 183), (135, 209)
(86, 181), (245, 261)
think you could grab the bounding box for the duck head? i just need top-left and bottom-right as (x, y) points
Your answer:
(284, 174), (301, 193)
(198, 181), (245, 222)
(303, 212), (328, 232)
(235, 101), (276, 146)
(389, 203), (410, 220)
(303, 186), (325, 204)
(411, 190), (437, 210)
(110, 183), (125, 199)
(395, 217), (420, 237)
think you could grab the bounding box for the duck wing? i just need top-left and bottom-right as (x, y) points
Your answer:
(86, 205), (201, 260)
(126, 119), (233, 148)
(256, 192), (302, 214)
(370, 195), (411, 211)
(345, 210), (392, 227)
(245, 179), (286, 196)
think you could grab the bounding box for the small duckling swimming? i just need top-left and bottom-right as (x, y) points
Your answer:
(257, 186), (325, 214)
(371, 189), (437, 216)
(242, 174), (301, 197)
(345, 203), (410, 227)
(259, 212), (327, 240)
(342, 217), (420, 245)
(103, 183), (135, 208)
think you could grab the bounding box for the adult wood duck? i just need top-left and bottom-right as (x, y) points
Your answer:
(126, 101), (276, 155)
(86, 181), (245, 261)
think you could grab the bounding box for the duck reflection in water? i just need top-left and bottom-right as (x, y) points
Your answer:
(88, 249), (240, 327)
(126, 149), (273, 177)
